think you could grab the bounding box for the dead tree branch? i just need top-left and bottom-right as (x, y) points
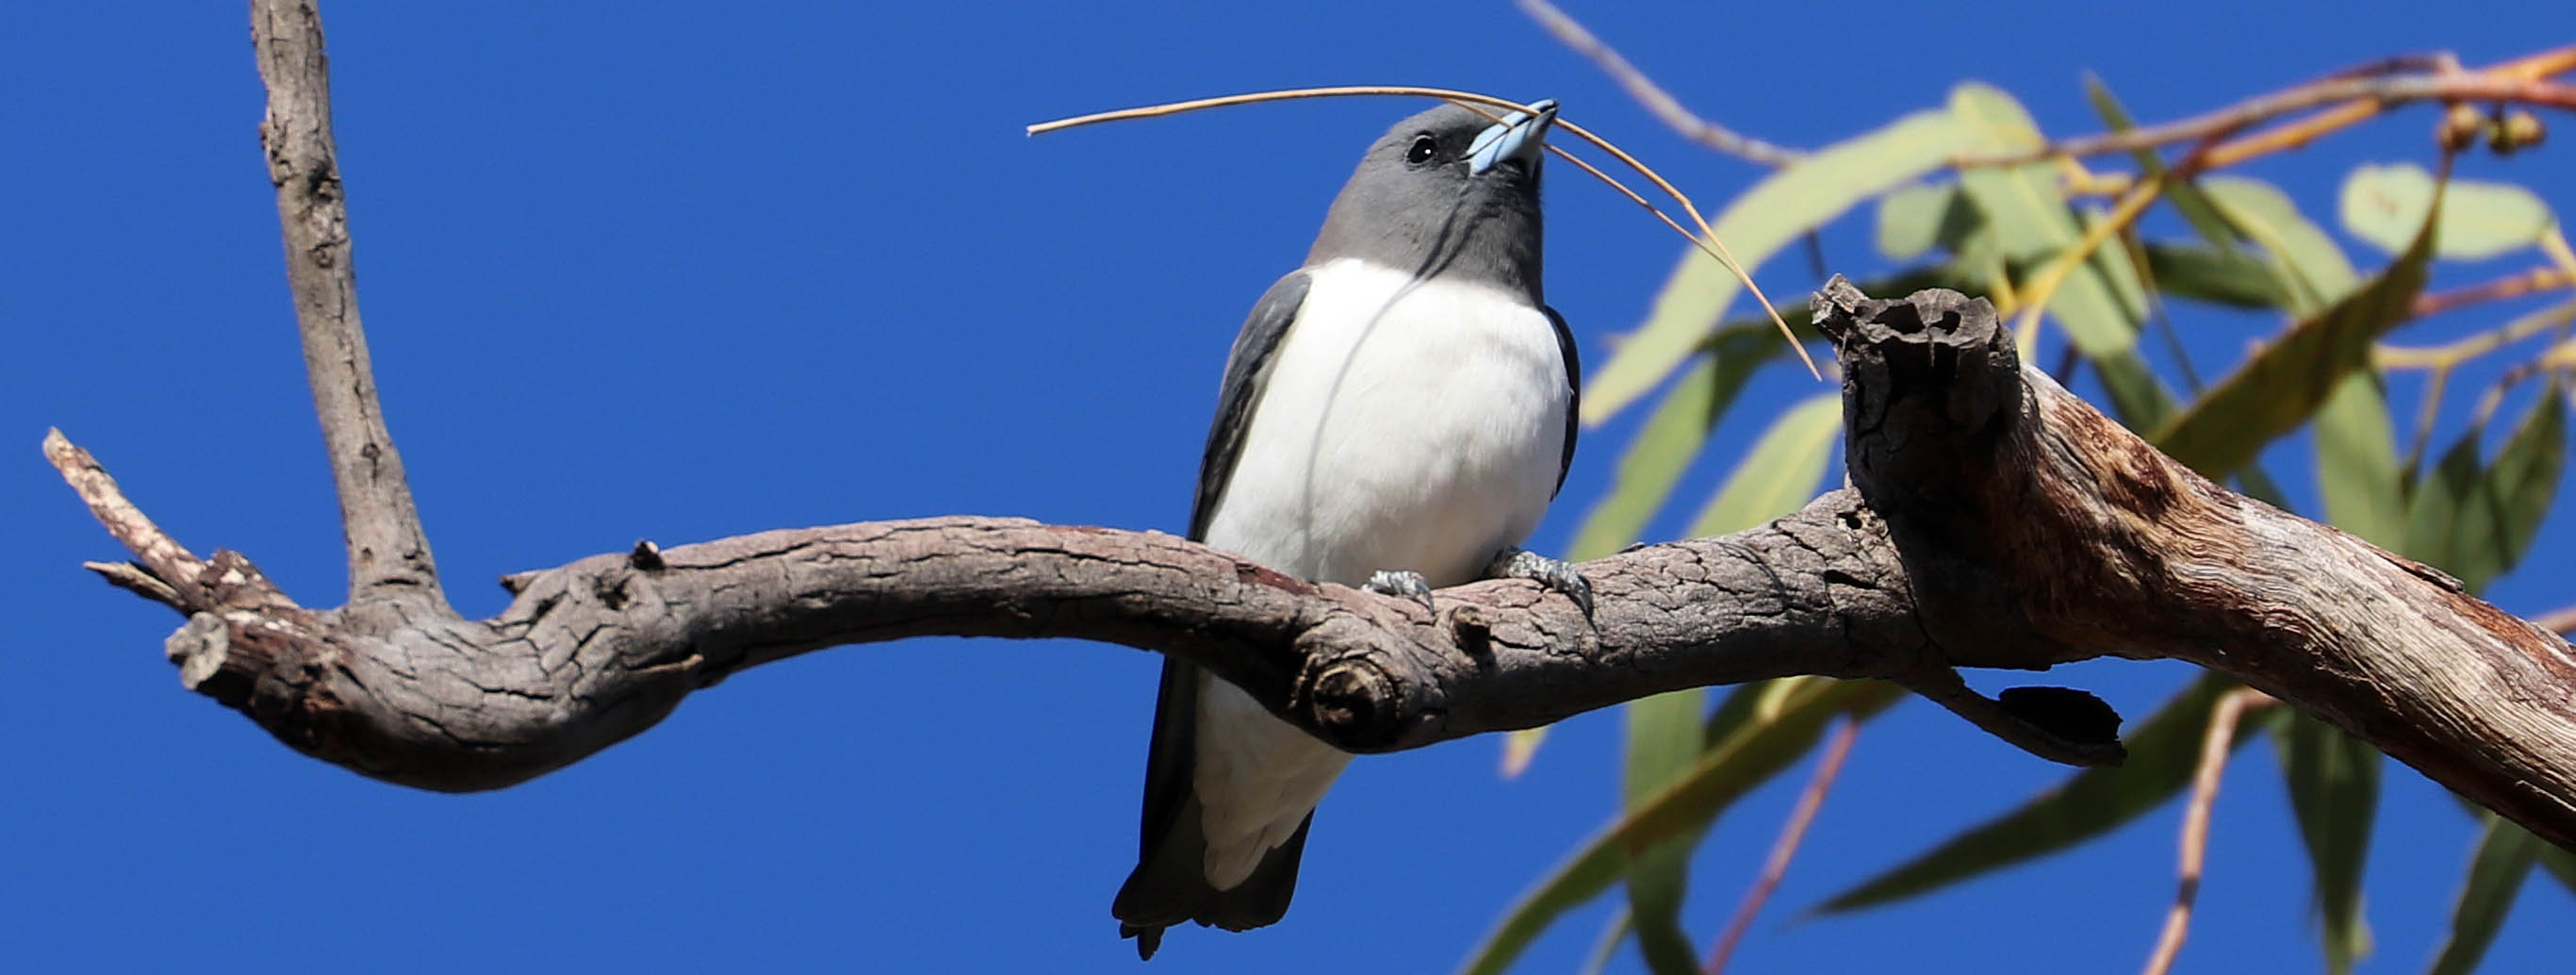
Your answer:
(44, 0), (2576, 859)
(254, 0), (443, 608)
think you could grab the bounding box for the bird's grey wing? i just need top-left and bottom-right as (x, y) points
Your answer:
(1546, 304), (1580, 497)
(1187, 272), (1314, 541)
(1117, 271), (1313, 958)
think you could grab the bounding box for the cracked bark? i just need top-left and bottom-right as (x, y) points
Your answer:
(47, 0), (2576, 852)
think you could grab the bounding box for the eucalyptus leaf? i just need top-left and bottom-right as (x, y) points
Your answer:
(2424, 815), (2544, 975)
(2316, 372), (2409, 548)
(2341, 162), (2558, 260)
(2275, 712), (2380, 974)
(1951, 82), (2142, 357)
(2151, 189), (2438, 475)
(2201, 175), (2361, 313)
(1583, 109), (1977, 423)
(1684, 393), (1843, 538)
(1815, 673), (2251, 913)
(1461, 680), (1900, 975)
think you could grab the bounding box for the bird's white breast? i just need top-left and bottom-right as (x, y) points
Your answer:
(1188, 257), (1572, 888)
(1201, 257), (1571, 588)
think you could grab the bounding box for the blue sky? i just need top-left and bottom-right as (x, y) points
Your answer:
(8, 1), (2572, 972)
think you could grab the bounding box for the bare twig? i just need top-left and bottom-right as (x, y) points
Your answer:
(2140, 687), (2273, 975)
(1963, 52), (2576, 167)
(2411, 266), (2576, 319)
(253, 0), (444, 607)
(43, 429), (206, 593)
(2535, 604), (2576, 636)
(1514, 0), (1807, 167)
(1030, 84), (1820, 377)
(1704, 719), (1859, 975)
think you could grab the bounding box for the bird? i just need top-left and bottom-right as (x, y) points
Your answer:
(1111, 99), (1588, 959)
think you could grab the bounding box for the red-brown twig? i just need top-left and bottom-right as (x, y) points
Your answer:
(1704, 719), (1860, 975)
(1966, 50), (2576, 167)
(2140, 687), (2274, 975)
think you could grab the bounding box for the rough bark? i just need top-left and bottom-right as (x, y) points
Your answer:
(46, 0), (2576, 853)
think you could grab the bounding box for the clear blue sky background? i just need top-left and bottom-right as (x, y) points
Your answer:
(8, 2), (2571, 972)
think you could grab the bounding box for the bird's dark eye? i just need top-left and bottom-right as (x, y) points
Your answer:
(1406, 134), (1438, 164)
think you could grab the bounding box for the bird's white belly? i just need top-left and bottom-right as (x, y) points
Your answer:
(1190, 259), (1571, 887)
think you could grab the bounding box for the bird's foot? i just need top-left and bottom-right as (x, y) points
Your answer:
(1363, 569), (1436, 615)
(1486, 547), (1594, 619)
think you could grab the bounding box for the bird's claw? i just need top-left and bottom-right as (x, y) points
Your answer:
(1364, 569), (1436, 615)
(1486, 547), (1594, 619)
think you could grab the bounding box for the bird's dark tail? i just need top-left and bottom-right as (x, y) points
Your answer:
(1112, 659), (1312, 959)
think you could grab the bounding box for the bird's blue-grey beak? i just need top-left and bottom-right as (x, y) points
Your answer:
(1466, 99), (1560, 175)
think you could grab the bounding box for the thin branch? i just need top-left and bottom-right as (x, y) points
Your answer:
(2535, 604), (2576, 636)
(2140, 687), (2272, 975)
(2411, 266), (2576, 320)
(1962, 51), (2576, 166)
(1029, 84), (1820, 378)
(1704, 719), (1859, 975)
(1514, 0), (1807, 167)
(43, 429), (206, 593)
(253, 0), (444, 606)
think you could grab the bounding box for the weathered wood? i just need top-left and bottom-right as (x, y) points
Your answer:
(44, 0), (2576, 855)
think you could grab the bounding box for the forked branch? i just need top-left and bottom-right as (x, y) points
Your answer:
(46, 0), (2576, 858)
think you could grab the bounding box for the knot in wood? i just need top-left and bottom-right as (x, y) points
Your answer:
(1309, 659), (1401, 750)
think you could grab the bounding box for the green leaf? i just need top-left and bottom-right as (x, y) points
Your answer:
(1951, 82), (2142, 356)
(2407, 431), (2489, 583)
(1569, 326), (1784, 561)
(2084, 74), (2242, 256)
(1583, 108), (1977, 423)
(2092, 348), (2181, 432)
(1459, 679), (1901, 975)
(2316, 372), (2409, 547)
(2202, 175), (2361, 314)
(2341, 162), (2558, 260)
(1622, 687), (1708, 974)
(2150, 190), (2439, 475)
(2424, 814), (2544, 975)
(2142, 242), (2287, 310)
(1815, 673), (2254, 913)
(1578, 907), (1631, 975)
(2274, 712), (2380, 974)
(1877, 183), (1978, 263)
(1684, 393), (1843, 537)
(2409, 379), (2568, 593)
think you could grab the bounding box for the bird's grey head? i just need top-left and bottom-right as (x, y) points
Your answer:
(1306, 100), (1557, 299)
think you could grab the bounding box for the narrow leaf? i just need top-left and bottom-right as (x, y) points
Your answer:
(1815, 673), (2253, 913)
(1570, 326), (1783, 561)
(1623, 687), (1709, 974)
(1684, 393), (1843, 538)
(2084, 74), (2241, 256)
(2274, 712), (2381, 974)
(1583, 109), (1976, 422)
(1950, 82), (2142, 356)
(1878, 183), (1977, 263)
(2142, 242), (2287, 309)
(2150, 190), (2439, 475)
(2316, 372), (2409, 547)
(2202, 175), (2361, 313)
(2418, 379), (2568, 593)
(2341, 162), (2558, 260)
(2424, 814), (2543, 975)
(1460, 680), (1901, 975)
(2406, 430), (2489, 583)
(2093, 347), (2181, 432)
